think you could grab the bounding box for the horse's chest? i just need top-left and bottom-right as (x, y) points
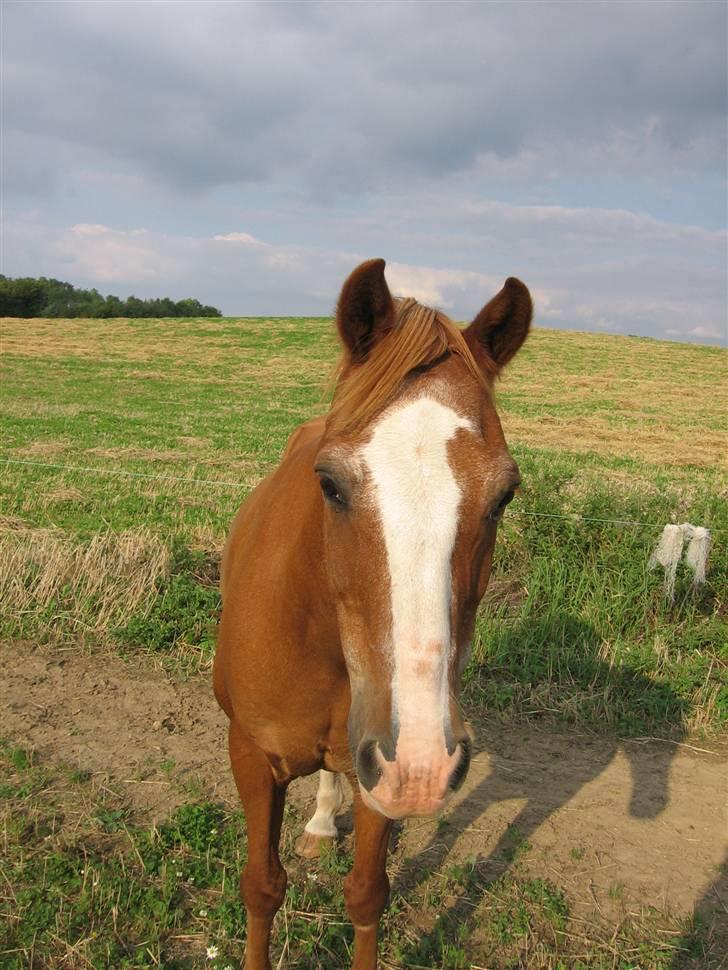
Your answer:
(253, 722), (352, 781)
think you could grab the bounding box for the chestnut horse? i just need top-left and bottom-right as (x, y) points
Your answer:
(213, 259), (532, 969)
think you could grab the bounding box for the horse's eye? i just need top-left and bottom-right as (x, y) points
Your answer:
(320, 476), (346, 509)
(489, 489), (515, 521)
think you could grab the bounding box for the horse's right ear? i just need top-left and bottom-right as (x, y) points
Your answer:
(336, 259), (396, 363)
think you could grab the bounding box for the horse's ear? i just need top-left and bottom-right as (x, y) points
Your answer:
(464, 277), (532, 371)
(336, 258), (396, 363)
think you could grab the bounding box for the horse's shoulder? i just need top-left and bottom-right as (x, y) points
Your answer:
(221, 417), (325, 597)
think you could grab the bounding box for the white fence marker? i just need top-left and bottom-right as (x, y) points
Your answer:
(649, 523), (712, 601)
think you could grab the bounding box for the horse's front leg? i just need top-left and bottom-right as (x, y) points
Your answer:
(228, 722), (288, 970)
(344, 781), (393, 970)
(295, 770), (346, 858)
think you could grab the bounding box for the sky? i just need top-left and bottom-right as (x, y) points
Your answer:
(3, 0), (727, 344)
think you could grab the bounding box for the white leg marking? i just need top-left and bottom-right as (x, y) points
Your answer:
(304, 771), (345, 838)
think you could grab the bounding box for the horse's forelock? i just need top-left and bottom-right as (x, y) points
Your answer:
(327, 297), (493, 435)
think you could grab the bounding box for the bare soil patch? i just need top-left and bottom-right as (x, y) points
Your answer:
(2, 640), (725, 933)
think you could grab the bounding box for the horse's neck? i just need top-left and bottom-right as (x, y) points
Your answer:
(274, 433), (342, 647)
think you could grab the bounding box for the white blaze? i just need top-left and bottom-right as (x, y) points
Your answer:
(362, 397), (473, 760)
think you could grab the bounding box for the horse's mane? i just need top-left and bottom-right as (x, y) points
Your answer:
(327, 297), (493, 434)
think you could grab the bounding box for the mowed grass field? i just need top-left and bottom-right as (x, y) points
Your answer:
(1, 315), (727, 969)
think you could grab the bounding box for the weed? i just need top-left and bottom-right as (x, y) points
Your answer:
(500, 824), (533, 862)
(2, 740), (32, 771)
(160, 758), (176, 775)
(608, 881), (626, 900)
(94, 806), (130, 832)
(68, 767), (92, 783)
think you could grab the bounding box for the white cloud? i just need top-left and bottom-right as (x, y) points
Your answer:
(212, 232), (269, 246)
(58, 225), (180, 283)
(4, 204), (725, 345)
(385, 264), (497, 309)
(70, 223), (114, 236)
(687, 325), (724, 340)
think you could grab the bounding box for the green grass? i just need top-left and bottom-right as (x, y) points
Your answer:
(0, 744), (247, 969)
(2, 315), (726, 735)
(1, 744), (720, 969)
(466, 448), (727, 734)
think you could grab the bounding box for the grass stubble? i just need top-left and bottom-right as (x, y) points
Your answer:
(1, 316), (726, 967)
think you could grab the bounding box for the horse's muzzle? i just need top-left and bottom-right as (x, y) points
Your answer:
(355, 735), (472, 819)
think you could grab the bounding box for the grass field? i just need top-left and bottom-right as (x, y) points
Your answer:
(3, 735), (718, 970)
(2, 315), (726, 732)
(1, 315), (726, 968)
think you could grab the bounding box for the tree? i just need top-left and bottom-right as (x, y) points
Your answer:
(0, 277), (46, 316)
(0, 276), (223, 318)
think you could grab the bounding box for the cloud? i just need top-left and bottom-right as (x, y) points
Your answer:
(3, 2), (725, 345)
(71, 224), (115, 237)
(686, 325), (723, 340)
(212, 232), (269, 246)
(4, 1), (726, 198)
(385, 264), (496, 309)
(5, 202), (725, 344)
(4, 216), (355, 314)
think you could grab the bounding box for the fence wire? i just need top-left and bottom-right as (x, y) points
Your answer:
(2, 456), (725, 533)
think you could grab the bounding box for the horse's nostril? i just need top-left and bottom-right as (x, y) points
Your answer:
(448, 739), (472, 792)
(356, 738), (382, 791)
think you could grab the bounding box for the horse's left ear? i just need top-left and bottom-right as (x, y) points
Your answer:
(336, 258), (396, 363)
(464, 277), (532, 371)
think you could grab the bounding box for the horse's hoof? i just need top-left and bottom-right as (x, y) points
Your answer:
(295, 830), (334, 859)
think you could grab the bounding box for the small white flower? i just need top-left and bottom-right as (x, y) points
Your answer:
(199, 909), (208, 917)
(206, 944), (220, 959)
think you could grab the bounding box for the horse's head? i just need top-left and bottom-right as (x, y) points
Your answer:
(316, 259), (531, 819)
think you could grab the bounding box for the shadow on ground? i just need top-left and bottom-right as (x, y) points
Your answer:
(672, 850), (728, 969)
(392, 613), (692, 965)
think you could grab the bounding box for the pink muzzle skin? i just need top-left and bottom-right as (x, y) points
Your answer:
(358, 741), (465, 819)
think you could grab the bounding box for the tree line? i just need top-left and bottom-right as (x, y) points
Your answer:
(0, 276), (222, 318)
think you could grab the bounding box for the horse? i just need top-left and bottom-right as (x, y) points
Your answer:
(213, 258), (532, 970)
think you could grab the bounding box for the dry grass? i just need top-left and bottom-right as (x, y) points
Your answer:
(0, 400), (87, 418)
(84, 445), (265, 476)
(1, 316), (335, 372)
(41, 485), (84, 505)
(19, 439), (71, 458)
(186, 523), (226, 557)
(86, 445), (207, 463)
(496, 330), (727, 466)
(501, 413), (727, 467)
(0, 524), (169, 639)
(3, 316), (725, 467)
(1, 317), (225, 362)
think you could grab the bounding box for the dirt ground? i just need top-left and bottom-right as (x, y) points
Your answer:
(2, 640), (726, 933)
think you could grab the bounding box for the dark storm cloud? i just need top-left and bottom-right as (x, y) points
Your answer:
(5, 0), (726, 198)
